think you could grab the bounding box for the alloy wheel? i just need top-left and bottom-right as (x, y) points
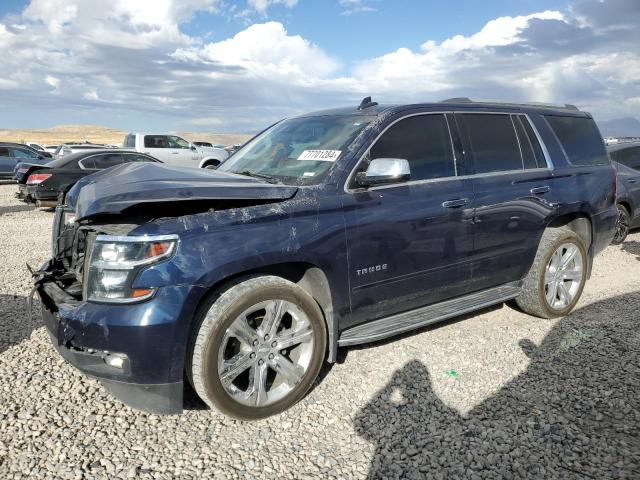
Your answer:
(544, 243), (584, 310)
(217, 299), (315, 407)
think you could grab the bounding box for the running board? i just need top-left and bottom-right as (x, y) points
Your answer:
(338, 282), (522, 347)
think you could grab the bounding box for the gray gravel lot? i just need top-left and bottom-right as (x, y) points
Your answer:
(0, 182), (638, 479)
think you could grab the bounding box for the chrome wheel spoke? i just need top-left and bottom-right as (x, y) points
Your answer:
(275, 325), (313, 350)
(260, 299), (285, 339)
(557, 282), (571, 306)
(561, 246), (578, 268)
(247, 361), (269, 406)
(272, 354), (304, 387)
(546, 280), (559, 305)
(562, 269), (582, 281)
(227, 318), (258, 347)
(220, 351), (254, 387)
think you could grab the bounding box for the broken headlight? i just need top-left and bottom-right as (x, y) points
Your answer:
(86, 235), (178, 303)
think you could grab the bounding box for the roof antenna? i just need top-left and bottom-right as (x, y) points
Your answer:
(358, 96), (378, 110)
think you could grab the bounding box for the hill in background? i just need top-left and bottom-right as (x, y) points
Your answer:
(597, 117), (640, 138)
(0, 125), (251, 147)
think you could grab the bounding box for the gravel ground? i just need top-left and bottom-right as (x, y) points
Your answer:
(0, 182), (638, 479)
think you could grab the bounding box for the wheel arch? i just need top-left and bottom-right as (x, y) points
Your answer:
(198, 157), (222, 169)
(189, 262), (338, 365)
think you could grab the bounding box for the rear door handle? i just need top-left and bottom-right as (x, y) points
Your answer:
(442, 198), (469, 208)
(628, 178), (638, 184)
(530, 186), (551, 195)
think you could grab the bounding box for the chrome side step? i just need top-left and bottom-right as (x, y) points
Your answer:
(338, 282), (522, 347)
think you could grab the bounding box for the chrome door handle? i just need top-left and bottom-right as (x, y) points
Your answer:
(530, 186), (551, 194)
(442, 198), (469, 208)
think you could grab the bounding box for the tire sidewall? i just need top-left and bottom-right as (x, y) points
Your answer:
(196, 281), (326, 420)
(612, 204), (630, 245)
(537, 233), (588, 317)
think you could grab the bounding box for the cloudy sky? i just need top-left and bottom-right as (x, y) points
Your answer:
(0, 0), (638, 133)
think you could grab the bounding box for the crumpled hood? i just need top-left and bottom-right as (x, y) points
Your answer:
(66, 162), (298, 219)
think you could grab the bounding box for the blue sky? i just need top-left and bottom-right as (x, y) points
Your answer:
(0, 0), (637, 132)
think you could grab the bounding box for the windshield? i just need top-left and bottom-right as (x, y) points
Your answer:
(218, 115), (375, 185)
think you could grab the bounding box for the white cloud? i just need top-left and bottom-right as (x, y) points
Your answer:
(0, 0), (638, 132)
(339, 0), (376, 16)
(248, 0), (298, 15)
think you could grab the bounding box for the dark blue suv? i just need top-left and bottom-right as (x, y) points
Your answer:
(35, 98), (617, 419)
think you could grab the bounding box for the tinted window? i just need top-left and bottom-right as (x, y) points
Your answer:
(612, 147), (640, 170)
(369, 114), (455, 181)
(0, 147), (10, 157)
(91, 153), (125, 169)
(124, 135), (136, 148)
(167, 136), (190, 149)
(513, 115), (546, 169)
(11, 148), (38, 159)
(545, 115), (608, 166)
(144, 135), (168, 148)
(124, 153), (159, 163)
(461, 114), (523, 174)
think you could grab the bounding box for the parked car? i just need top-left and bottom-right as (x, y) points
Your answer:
(607, 141), (640, 243)
(35, 97), (616, 419)
(54, 143), (108, 159)
(123, 133), (228, 169)
(0, 142), (50, 179)
(25, 142), (54, 157)
(22, 150), (161, 208)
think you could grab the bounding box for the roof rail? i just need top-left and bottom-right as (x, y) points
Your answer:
(439, 97), (580, 111)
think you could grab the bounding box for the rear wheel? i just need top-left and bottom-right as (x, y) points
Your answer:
(516, 227), (588, 318)
(188, 276), (327, 420)
(612, 204), (631, 245)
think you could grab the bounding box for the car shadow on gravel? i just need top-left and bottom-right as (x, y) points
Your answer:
(353, 293), (640, 479)
(621, 240), (640, 260)
(0, 293), (42, 356)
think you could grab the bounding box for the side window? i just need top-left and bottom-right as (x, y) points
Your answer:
(461, 114), (523, 174)
(124, 153), (158, 163)
(92, 154), (125, 169)
(513, 115), (546, 169)
(545, 115), (609, 166)
(0, 147), (10, 156)
(11, 148), (38, 159)
(369, 114), (455, 181)
(614, 147), (640, 170)
(144, 135), (168, 148)
(123, 135), (136, 148)
(167, 136), (190, 149)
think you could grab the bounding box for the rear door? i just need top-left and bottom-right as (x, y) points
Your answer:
(0, 147), (13, 176)
(143, 135), (170, 162)
(456, 112), (559, 291)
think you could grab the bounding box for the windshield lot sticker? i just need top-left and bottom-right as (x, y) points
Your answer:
(298, 150), (342, 162)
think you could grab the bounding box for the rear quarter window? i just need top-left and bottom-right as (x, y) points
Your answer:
(123, 134), (136, 148)
(545, 115), (608, 166)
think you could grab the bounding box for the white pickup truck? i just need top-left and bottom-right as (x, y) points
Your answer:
(123, 133), (229, 169)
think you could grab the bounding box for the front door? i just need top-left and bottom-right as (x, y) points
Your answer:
(0, 146), (14, 176)
(342, 112), (475, 328)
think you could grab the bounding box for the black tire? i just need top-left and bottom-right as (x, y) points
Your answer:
(187, 276), (327, 420)
(515, 227), (588, 319)
(203, 160), (220, 169)
(611, 204), (631, 245)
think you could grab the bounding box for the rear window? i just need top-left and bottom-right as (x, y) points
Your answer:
(0, 147), (10, 156)
(545, 116), (608, 166)
(124, 153), (159, 163)
(611, 146), (640, 170)
(123, 134), (136, 148)
(461, 113), (523, 174)
(144, 135), (168, 148)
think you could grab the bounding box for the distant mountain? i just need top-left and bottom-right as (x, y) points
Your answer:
(597, 117), (640, 138)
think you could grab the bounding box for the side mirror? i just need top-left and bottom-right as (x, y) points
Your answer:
(190, 145), (197, 150)
(355, 158), (410, 188)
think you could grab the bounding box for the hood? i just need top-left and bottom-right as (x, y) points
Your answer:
(66, 162), (298, 220)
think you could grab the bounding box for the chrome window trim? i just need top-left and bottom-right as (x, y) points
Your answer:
(344, 110), (554, 193)
(510, 115), (526, 170)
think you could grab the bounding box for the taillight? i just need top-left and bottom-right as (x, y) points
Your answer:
(26, 173), (52, 185)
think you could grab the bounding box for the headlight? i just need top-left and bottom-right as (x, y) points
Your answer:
(86, 234), (178, 303)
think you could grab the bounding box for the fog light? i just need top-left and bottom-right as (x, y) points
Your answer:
(104, 354), (126, 369)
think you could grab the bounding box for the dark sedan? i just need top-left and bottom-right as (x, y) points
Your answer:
(0, 142), (50, 179)
(608, 141), (640, 243)
(21, 150), (161, 207)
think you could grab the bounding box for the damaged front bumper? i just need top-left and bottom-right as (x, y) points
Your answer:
(34, 260), (206, 414)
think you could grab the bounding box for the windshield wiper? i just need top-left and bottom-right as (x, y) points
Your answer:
(237, 170), (282, 184)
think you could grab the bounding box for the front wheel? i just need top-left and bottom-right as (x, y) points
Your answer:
(516, 227), (588, 319)
(611, 204), (631, 245)
(187, 276), (327, 420)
